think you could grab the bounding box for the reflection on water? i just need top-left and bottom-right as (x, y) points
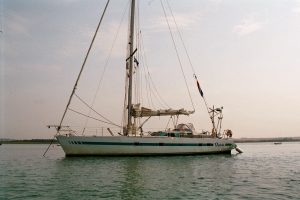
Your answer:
(1, 143), (300, 199)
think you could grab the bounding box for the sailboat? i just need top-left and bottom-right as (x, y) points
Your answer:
(48, 0), (239, 156)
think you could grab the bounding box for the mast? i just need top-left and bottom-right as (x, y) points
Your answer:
(126, 0), (136, 135)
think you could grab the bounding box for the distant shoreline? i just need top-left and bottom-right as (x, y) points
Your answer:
(233, 137), (300, 143)
(1, 137), (300, 144)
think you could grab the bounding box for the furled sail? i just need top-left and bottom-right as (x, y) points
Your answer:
(132, 104), (194, 118)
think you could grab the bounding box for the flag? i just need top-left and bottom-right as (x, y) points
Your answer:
(134, 57), (139, 66)
(196, 80), (204, 97)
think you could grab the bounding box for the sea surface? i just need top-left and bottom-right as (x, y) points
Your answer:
(0, 142), (299, 200)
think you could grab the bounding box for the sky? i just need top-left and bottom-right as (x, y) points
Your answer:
(1, 0), (300, 139)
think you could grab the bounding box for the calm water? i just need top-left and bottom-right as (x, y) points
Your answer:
(0, 143), (299, 200)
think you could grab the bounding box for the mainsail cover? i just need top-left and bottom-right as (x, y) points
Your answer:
(132, 104), (194, 118)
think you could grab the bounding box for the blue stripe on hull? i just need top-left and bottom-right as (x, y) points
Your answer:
(80, 142), (212, 146)
(68, 141), (233, 147)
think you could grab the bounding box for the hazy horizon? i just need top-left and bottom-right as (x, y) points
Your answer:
(1, 0), (300, 139)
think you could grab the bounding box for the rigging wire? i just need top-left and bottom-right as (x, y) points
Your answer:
(139, 52), (156, 109)
(136, 1), (143, 109)
(137, 42), (154, 109)
(148, 79), (167, 109)
(165, 0), (223, 133)
(148, 78), (156, 109)
(135, 1), (141, 128)
(165, 0), (196, 76)
(159, 0), (195, 112)
(165, 116), (172, 131)
(136, 3), (166, 112)
(134, 4), (159, 110)
(57, 0), (110, 131)
(68, 108), (122, 128)
(140, 56), (151, 108)
(137, 32), (169, 109)
(165, 0), (210, 114)
(44, 0), (110, 157)
(148, 72), (170, 108)
(74, 93), (120, 127)
(139, 32), (170, 109)
(81, 0), (130, 134)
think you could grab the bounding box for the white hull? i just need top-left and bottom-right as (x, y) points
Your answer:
(56, 135), (236, 156)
